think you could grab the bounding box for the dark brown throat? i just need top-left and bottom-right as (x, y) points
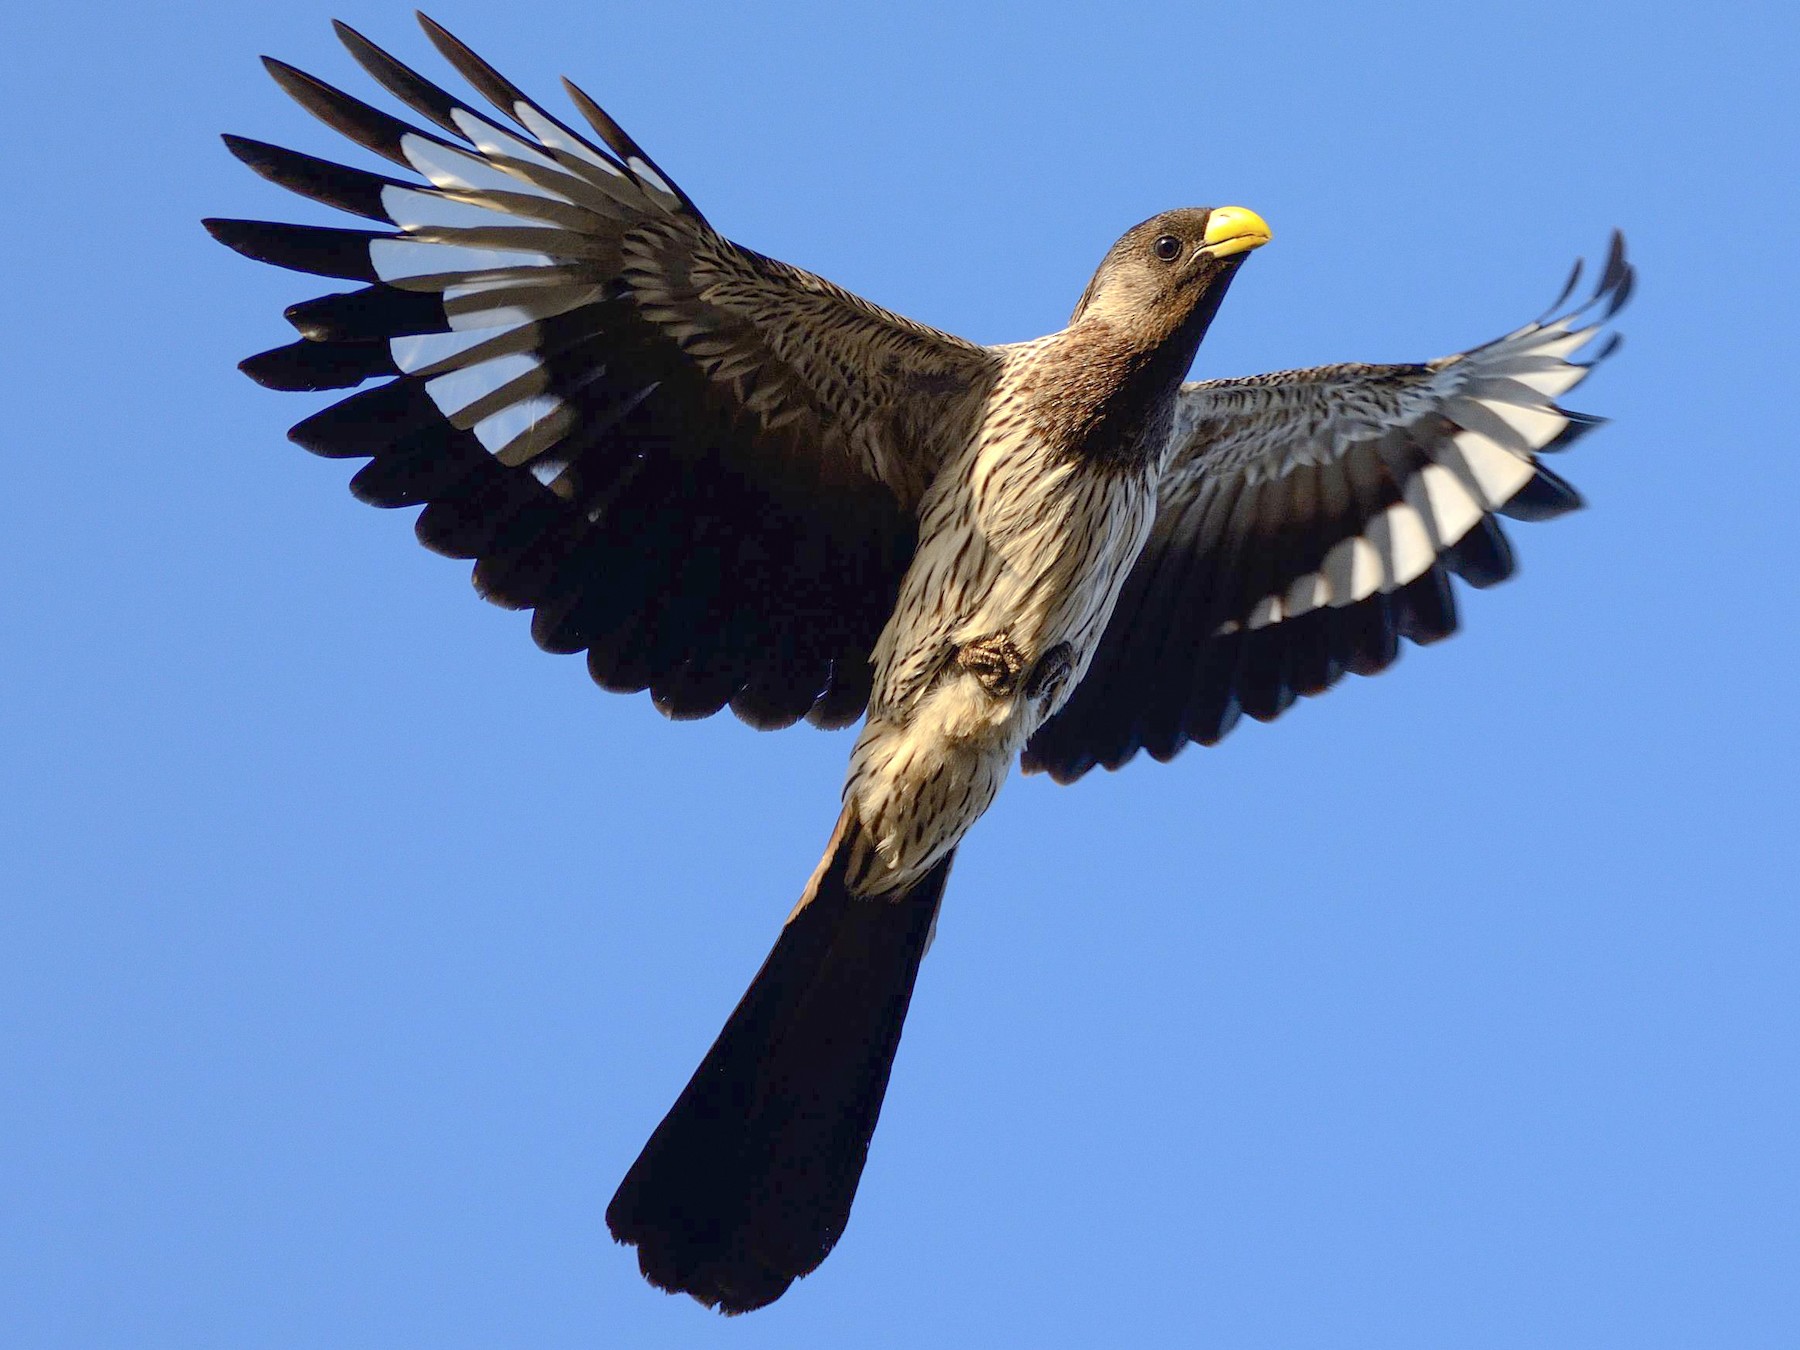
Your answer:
(1021, 267), (1241, 472)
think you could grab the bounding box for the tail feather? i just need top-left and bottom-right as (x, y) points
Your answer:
(607, 811), (952, 1313)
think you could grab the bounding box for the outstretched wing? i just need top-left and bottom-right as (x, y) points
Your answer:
(209, 16), (999, 729)
(1025, 238), (1633, 782)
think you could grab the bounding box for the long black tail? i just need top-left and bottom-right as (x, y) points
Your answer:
(607, 810), (953, 1314)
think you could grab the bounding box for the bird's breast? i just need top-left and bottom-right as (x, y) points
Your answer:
(842, 342), (1170, 891)
(846, 419), (1158, 870)
(963, 416), (1159, 666)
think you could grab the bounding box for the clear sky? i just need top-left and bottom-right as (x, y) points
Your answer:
(5, 1), (1796, 1345)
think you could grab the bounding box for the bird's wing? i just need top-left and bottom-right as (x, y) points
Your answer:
(1025, 238), (1633, 782)
(209, 17), (1000, 730)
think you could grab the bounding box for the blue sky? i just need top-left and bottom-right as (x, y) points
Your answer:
(5, 1), (1797, 1345)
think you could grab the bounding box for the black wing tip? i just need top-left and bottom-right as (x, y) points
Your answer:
(259, 53), (343, 108)
(203, 214), (276, 258)
(239, 338), (398, 392)
(1583, 230), (1635, 320)
(286, 419), (343, 459)
(337, 14), (475, 140)
(559, 76), (699, 214)
(218, 133), (396, 223)
(415, 10), (453, 43)
(1541, 255), (1584, 318)
(202, 217), (384, 281)
(237, 348), (285, 387)
(1604, 264), (1637, 320)
(1586, 331), (1625, 367)
(1021, 755), (1084, 785)
(260, 48), (449, 168)
(1540, 229), (1635, 330)
(1018, 735), (1097, 783)
(1542, 409), (1609, 453)
(239, 345), (301, 390)
(415, 11), (529, 121)
(1594, 230), (1635, 320)
(1497, 463), (1585, 523)
(1600, 229), (1628, 290)
(332, 17), (399, 75)
(218, 130), (310, 179)
(725, 689), (813, 732)
(415, 13), (480, 77)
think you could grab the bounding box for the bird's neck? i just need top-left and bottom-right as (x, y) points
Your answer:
(1024, 313), (1213, 473)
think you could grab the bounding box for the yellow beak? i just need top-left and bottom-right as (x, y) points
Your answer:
(1200, 206), (1272, 259)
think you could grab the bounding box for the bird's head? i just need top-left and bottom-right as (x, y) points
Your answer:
(1068, 206), (1271, 340)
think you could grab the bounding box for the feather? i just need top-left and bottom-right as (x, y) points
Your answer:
(203, 218), (385, 281)
(221, 135), (399, 222)
(262, 57), (450, 168)
(284, 285), (446, 342)
(240, 338), (398, 391)
(333, 20), (469, 139)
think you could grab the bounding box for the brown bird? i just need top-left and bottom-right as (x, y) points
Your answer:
(208, 14), (1632, 1315)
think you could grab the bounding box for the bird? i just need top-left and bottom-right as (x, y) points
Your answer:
(207, 14), (1633, 1316)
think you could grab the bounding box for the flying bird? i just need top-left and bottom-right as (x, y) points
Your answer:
(208, 14), (1633, 1315)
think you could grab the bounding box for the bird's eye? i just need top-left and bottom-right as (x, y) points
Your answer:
(1153, 235), (1183, 262)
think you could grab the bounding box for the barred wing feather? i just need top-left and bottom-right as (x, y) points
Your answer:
(1025, 237), (1633, 782)
(208, 16), (999, 730)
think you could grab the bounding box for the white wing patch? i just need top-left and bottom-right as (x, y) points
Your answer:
(441, 277), (605, 331)
(1367, 500), (1437, 588)
(448, 108), (568, 176)
(1178, 265), (1624, 639)
(391, 323), (539, 378)
(1442, 431), (1536, 508)
(511, 102), (627, 177)
(318, 63), (742, 488)
(380, 185), (523, 232)
(1481, 399), (1569, 447)
(1324, 534), (1384, 609)
(370, 237), (560, 284)
(424, 350), (543, 419)
(474, 394), (571, 464)
(374, 131), (615, 480)
(1407, 463), (1484, 545)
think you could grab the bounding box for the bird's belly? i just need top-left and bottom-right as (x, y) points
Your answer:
(844, 453), (1156, 892)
